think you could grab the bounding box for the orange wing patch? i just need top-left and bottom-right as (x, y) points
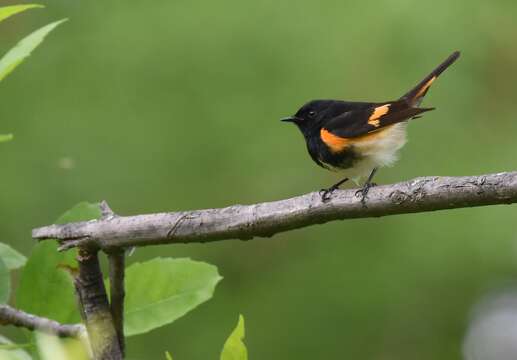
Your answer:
(414, 76), (436, 100)
(367, 104), (390, 127)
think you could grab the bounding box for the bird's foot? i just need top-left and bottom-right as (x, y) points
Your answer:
(319, 186), (338, 202)
(319, 177), (349, 202)
(355, 182), (377, 204)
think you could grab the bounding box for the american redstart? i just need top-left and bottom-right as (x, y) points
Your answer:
(282, 51), (460, 202)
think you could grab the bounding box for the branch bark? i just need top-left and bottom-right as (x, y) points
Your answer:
(32, 172), (517, 251)
(108, 251), (125, 356)
(99, 200), (126, 356)
(74, 248), (122, 360)
(0, 304), (85, 338)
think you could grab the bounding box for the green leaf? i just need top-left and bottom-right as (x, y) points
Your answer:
(0, 18), (67, 82)
(0, 243), (27, 270)
(0, 4), (43, 24)
(36, 334), (88, 360)
(221, 315), (247, 360)
(0, 335), (32, 360)
(165, 351), (174, 360)
(36, 333), (67, 360)
(17, 202), (101, 323)
(53, 202), (101, 225)
(0, 134), (13, 143)
(0, 258), (10, 303)
(16, 240), (77, 323)
(0, 344), (32, 350)
(121, 257), (222, 336)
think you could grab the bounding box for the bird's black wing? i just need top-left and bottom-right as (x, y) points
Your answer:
(323, 100), (433, 138)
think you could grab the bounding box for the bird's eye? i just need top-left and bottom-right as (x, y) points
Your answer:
(308, 111), (316, 118)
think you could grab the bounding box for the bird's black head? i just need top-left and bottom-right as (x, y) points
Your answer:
(281, 100), (337, 136)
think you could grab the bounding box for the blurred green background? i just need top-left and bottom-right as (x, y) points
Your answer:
(1, 0), (517, 359)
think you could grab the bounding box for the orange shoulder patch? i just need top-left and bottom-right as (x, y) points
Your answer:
(367, 104), (390, 127)
(320, 128), (349, 153)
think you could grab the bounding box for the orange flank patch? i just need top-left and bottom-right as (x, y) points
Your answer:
(367, 104), (391, 127)
(320, 129), (349, 153)
(321, 125), (395, 153)
(414, 76), (436, 100)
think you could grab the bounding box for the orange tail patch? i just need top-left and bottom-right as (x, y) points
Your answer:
(367, 104), (391, 127)
(412, 76), (436, 102)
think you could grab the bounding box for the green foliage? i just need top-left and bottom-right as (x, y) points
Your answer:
(16, 239), (77, 323)
(0, 4), (43, 24)
(122, 257), (222, 336)
(17, 202), (101, 323)
(0, 333), (88, 360)
(0, 243), (27, 270)
(36, 333), (67, 360)
(163, 315), (249, 359)
(221, 315), (247, 360)
(0, 19), (67, 82)
(0, 335), (31, 360)
(0, 258), (10, 303)
(0, 243), (22, 302)
(53, 201), (101, 225)
(36, 333), (89, 360)
(0, 344), (32, 350)
(0, 134), (13, 143)
(0, 5), (65, 143)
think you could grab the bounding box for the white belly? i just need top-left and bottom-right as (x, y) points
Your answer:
(338, 123), (408, 184)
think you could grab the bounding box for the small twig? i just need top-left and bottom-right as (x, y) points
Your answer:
(100, 200), (116, 220)
(75, 248), (122, 360)
(0, 304), (85, 338)
(32, 172), (517, 251)
(108, 251), (125, 356)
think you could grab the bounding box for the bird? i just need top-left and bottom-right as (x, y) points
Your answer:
(281, 51), (460, 202)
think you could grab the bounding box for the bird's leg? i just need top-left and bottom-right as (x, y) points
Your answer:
(355, 167), (378, 203)
(319, 177), (349, 202)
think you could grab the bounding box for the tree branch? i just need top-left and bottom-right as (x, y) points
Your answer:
(99, 200), (126, 356)
(32, 172), (517, 251)
(0, 304), (85, 338)
(108, 251), (125, 356)
(74, 248), (122, 360)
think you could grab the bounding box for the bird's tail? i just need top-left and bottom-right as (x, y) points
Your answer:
(400, 51), (460, 106)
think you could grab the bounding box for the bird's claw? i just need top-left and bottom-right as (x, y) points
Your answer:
(355, 182), (377, 204)
(319, 187), (337, 202)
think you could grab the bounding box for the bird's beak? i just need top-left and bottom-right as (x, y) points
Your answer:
(280, 116), (299, 123)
